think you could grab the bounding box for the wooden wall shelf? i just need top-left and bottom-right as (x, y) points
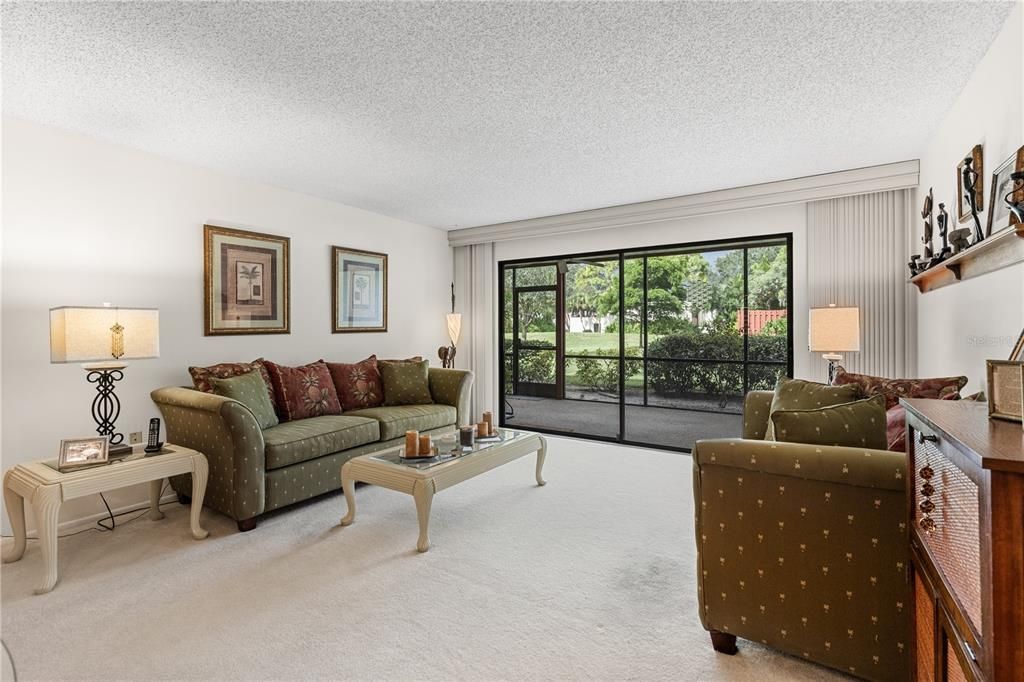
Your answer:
(909, 224), (1024, 293)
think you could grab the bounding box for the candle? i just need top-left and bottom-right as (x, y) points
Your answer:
(482, 411), (493, 435)
(419, 434), (432, 455)
(459, 425), (475, 447)
(477, 420), (489, 438)
(405, 431), (419, 457)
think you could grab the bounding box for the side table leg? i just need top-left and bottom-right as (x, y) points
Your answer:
(413, 479), (434, 553)
(32, 484), (62, 594)
(189, 455), (209, 540)
(535, 436), (547, 487)
(2, 475), (27, 563)
(339, 463), (356, 526)
(148, 479), (166, 521)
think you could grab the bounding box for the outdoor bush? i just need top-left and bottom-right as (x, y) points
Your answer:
(517, 343), (555, 383)
(573, 347), (642, 394)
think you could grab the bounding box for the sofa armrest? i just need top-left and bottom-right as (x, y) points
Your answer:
(742, 390), (774, 440)
(150, 387), (266, 521)
(693, 438), (905, 492)
(428, 368), (474, 426)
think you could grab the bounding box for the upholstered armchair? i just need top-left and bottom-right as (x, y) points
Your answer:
(693, 391), (910, 681)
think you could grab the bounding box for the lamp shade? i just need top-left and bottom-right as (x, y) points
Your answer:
(446, 313), (462, 346)
(808, 306), (860, 353)
(50, 306), (160, 363)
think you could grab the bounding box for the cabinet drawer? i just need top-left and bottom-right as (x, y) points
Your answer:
(910, 425), (982, 635)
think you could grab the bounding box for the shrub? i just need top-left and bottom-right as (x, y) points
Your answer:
(517, 343), (555, 383)
(573, 348), (642, 393)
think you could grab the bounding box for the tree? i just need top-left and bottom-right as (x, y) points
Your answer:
(593, 254), (709, 334)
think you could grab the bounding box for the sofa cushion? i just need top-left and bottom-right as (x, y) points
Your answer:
(771, 395), (888, 450)
(380, 359), (433, 406)
(766, 377), (861, 440)
(263, 415), (380, 470)
(189, 358), (276, 410)
(210, 370), (279, 430)
(346, 404), (456, 441)
(832, 365), (967, 410)
(327, 355), (384, 411)
(265, 360), (343, 421)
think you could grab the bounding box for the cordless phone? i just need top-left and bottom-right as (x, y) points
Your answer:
(144, 417), (164, 454)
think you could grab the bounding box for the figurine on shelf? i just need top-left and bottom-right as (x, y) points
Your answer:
(908, 254), (922, 277)
(935, 203), (953, 262)
(921, 188), (935, 261)
(1006, 170), (1024, 224)
(962, 157), (984, 243)
(949, 227), (972, 254)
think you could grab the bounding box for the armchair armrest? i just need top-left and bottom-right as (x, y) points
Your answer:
(693, 438), (905, 491)
(428, 368), (473, 426)
(150, 387), (266, 521)
(742, 391), (774, 440)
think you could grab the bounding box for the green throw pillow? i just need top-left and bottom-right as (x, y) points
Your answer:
(771, 395), (887, 450)
(380, 359), (433, 406)
(211, 370), (279, 429)
(765, 377), (861, 440)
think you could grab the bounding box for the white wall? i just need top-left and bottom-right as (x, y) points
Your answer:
(916, 4), (1024, 392)
(492, 202), (812, 379)
(1, 118), (452, 531)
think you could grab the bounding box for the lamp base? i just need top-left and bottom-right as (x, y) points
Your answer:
(821, 353), (843, 385)
(83, 365), (126, 445)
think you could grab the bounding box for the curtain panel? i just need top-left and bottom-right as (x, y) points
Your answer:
(806, 189), (917, 381)
(453, 243), (497, 419)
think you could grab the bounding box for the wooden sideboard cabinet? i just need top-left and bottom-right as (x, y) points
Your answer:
(903, 398), (1024, 681)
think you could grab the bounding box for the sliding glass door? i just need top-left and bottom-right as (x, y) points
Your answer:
(499, 235), (792, 452)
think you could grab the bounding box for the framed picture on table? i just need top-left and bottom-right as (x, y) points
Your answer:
(332, 246), (387, 333)
(204, 225), (290, 335)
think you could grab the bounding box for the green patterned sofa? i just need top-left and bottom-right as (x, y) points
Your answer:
(693, 390), (910, 681)
(151, 368), (472, 531)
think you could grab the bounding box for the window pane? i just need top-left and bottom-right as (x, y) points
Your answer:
(746, 245), (789, 362)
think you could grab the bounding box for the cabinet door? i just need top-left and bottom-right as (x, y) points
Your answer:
(939, 607), (980, 682)
(915, 570), (936, 682)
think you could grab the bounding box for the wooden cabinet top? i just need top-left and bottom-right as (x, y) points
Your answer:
(902, 398), (1024, 473)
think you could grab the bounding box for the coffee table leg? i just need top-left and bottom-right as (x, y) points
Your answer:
(33, 484), (62, 594)
(340, 463), (356, 526)
(413, 479), (434, 553)
(2, 474), (26, 564)
(148, 479), (166, 521)
(189, 455), (210, 540)
(535, 436), (547, 487)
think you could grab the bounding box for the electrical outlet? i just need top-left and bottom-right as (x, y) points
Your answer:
(129, 431), (143, 445)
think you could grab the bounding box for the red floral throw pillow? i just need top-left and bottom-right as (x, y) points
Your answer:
(832, 366), (967, 411)
(327, 356), (384, 411)
(264, 360), (342, 421)
(189, 358), (276, 409)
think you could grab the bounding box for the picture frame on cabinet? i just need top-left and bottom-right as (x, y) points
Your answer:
(203, 225), (290, 336)
(987, 360), (1023, 422)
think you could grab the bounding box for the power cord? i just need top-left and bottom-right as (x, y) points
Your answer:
(1, 483), (170, 540)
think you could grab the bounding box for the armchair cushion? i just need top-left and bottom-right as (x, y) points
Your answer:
(347, 404), (456, 441)
(771, 395), (887, 450)
(210, 370), (279, 429)
(766, 377), (860, 440)
(263, 415), (379, 470)
(265, 360), (343, 421)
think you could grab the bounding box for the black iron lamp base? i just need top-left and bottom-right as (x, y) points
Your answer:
(84, 364), (126, 446)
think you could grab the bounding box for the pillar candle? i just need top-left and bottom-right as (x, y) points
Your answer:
(405, 431), (419, 457)
(477, 420), (489, 438)
(482, 411), (493, 435)
(419, 434), (432, 455)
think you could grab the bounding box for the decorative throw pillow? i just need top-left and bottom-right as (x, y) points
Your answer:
(771, 395), (888, 450)
(380, 359), (433, 406)
(189, 358), (277, 409)
(765, 377), (861, 440)
(210, 370), (279, 430)
(832, 366), (967, 411)
(264, 360), (343, 421)
(327, 355), (384, 411)
(886, 406), (907, 453)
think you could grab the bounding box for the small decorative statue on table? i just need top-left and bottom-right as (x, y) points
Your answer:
(920, 187), (935, 264)
(962, 157), (984, 243)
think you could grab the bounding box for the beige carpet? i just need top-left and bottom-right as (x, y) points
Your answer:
(2, 436), (844, 681)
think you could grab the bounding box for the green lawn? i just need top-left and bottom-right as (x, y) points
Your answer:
(507, 331), (651, 354)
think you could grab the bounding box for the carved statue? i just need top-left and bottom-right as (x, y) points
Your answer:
(921, 187), (934, 260)
(962, 157), (984, 243)
(949, 227), (972, 254)
(908, 254), (922, 277)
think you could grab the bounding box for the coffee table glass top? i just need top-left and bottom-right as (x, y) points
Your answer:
(369, 428), (530, 470)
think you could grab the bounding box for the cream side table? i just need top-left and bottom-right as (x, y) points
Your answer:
(2, 444), (209, 594)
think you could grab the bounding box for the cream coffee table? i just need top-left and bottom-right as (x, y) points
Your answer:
(340, 429), (546, 552)
(2, 444), (209, 594)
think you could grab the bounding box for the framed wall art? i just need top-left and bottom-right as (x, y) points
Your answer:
(204, 225), (290, 335)
(332, 246), (387, 333)
(957, 144), (984, 224)
(986, 146), (1024, 237)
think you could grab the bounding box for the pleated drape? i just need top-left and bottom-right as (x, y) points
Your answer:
(806, 189), (917, 380)
(453, 243), (497, 418)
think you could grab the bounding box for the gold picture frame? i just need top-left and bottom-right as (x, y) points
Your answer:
(204, 225), (290, 336)
(332, 246), (388, 333)
(986, 360), (1023, 422)
(58, 436), (109, 472)
(957, 144), (984, 224)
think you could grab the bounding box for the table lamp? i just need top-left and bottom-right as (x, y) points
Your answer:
(50, 305), (160, 454)
(439, 283), (461, 369)
(808, 304), (860, 384)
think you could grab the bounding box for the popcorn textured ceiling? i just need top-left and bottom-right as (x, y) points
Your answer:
(2, 1), (1015, 229)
